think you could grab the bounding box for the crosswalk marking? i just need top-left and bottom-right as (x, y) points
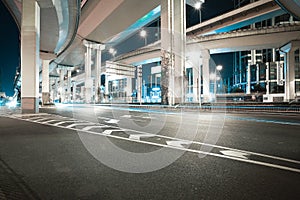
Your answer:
(66, 123), (95, 128)
(82, 125), (109, 131)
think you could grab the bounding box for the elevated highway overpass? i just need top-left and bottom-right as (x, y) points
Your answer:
(112, 23), (300, 65)
(4, 0), (300, 112)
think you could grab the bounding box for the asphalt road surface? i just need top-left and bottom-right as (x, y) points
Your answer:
(0, 104), (299, 199)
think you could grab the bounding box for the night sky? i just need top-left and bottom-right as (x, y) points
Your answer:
(0, 0), (235, 96)
(0, 1), (19, 96)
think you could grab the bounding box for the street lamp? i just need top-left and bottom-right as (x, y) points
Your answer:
(194, 1), (205, 23)
(214, 65), (223, 100)
(140, 29), (147, 46)
(109, 48), (117, 58)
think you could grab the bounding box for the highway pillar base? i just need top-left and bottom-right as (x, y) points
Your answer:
(42, 92), (50, 105)
(22, 97), (39, 114)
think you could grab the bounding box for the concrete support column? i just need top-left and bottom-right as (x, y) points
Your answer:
(72, 82), (76, 102)
(125, 78), (132, 102)
(161, 0), (186, 105)
(201, 49), (210, 102)
(137, 65), (142, 103)
(42, 60), (50, 105)
(266, 63), (270, 95)
(246, 65), (251, 94)
(67, 70), (72, 102)
(192, 66), (199, 102)
(105, 74), (109, 95)
(256, 64), (260, 84)
(280, 42), (299, 101)
(59, 69), (65, 103)
(81, 86), (85, 101)
(286, 50), (296, 101)
(21, 0), (40, 113)
(53, 77), (58, 102)
(84, 43), (92, 103)
(247, 50), (256, 94)
(49, 77), (57, 103)
(95, 44), (105, 103)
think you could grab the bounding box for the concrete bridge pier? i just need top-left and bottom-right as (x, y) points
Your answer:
(59, 68), (66, 103)
(94, 44), (105, 103)
(83, 41), (93, 104)
(200, 49), (210, 103)
(42, 60), (50, 105)
(21, 0), (40, 113)
(281, 40), (300, 102)
(161, 0), (186, 105)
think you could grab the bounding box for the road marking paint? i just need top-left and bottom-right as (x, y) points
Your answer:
(82, 125), (109, 131)
(41, 119), (61, 124)
(9, 114), (300, 173)
(34, 118), (52, 122)
(104, 119), (120, 124)
(27, 117), (45, 121)
(166, 140), (193, 148)
(103, 129), (123, 135)
(66, 123), (95, 128)
(53, 120), (80, 126)
(121, 115), (131, 118)
(13, 113), (50, 118)
(220, 150), (249, 159)
(97, 116), (113, 121)
(129, 133), (155, 140)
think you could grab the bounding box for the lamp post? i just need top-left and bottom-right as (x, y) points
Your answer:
(194, 1), (205, 23)
(140, 29), (147, 46)
(214, 65), (223, 100)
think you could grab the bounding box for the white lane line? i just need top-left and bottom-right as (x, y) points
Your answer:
(166, 140), (193, 148)
(220, 150), (249, 159)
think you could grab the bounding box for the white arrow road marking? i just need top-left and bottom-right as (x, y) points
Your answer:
(53, 121), (80, 126)
(66, 123), (95, 128)
(220, 150), (249, 159)
(166, 140), (193, 148)
(82, 125), (109, 131)
(104, 119), (120, 124)
(129, 133), (155, 140)
(103, 129), (124, 135)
